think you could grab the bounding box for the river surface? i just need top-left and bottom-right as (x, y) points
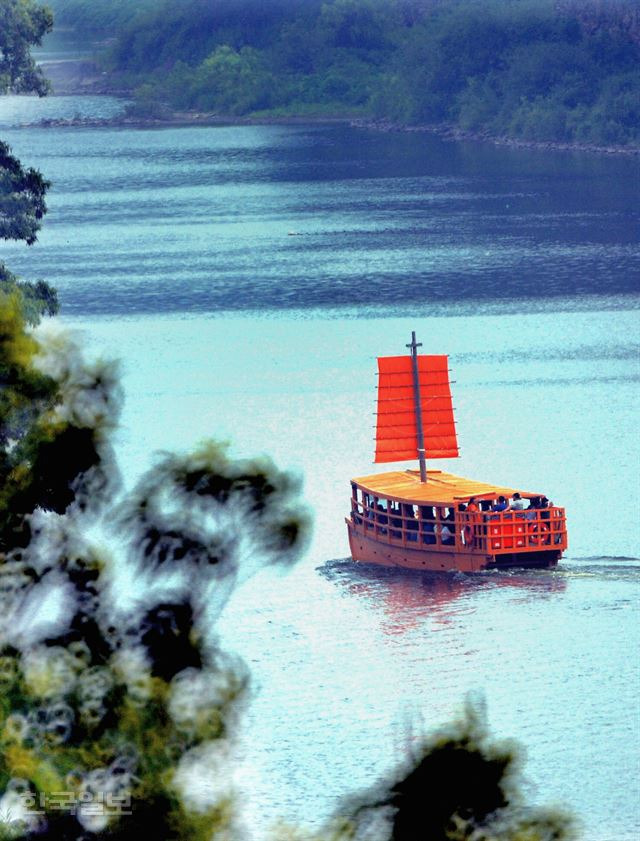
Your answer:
(1, 92), (639, 840)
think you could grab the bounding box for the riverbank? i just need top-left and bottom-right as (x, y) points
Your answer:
(351, 118), (640, 157)
(24, 105), (640, 157)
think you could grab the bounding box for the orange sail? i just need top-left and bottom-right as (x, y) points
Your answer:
(374, 355), (458, 463)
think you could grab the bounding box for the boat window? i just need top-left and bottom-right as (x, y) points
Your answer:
(351, 484), (360, 502)
(402, 504), (418, 518)
(404, 504), (419, 536)
(374, 497), (388, 529)
(420, 506), (436, 521)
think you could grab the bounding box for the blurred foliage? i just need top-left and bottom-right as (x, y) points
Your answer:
(340, 698), (575, 841)
(0, 296), (313, 838)
(71, 0), (640, 146)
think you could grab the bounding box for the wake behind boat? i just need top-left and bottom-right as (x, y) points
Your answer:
(347, 333), (567, 573)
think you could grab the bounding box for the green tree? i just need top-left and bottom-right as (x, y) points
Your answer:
(97, 0), (639, 145)
(1, 0), (58, 323)
(318, 0), (397, 51)
(0, 138), (59, 324)
(0, 0), (53, 96)
(0, 143), (49, 247)
(175, 45), (274, 114)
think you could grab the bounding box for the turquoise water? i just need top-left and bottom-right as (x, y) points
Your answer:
(2, 93), (640, 839)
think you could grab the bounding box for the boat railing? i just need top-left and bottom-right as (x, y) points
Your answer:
(458, 507), (567, 552)
(349, 499), (456, 549)
(350, 498), (567, 553)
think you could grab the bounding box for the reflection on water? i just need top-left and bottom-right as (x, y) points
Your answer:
(319, 559), (567, 634)
(223, 555), (639, 840)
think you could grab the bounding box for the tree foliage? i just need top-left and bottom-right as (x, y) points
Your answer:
(0, 143), (49, 248)
(44, 0), (160, 32)
(0, 143), (59, 324)
(0, 0), (53, 96)
(1, 7), (59, 324)
(94, 0), (640, 146)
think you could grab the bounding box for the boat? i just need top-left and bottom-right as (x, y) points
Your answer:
(346, 333), (567, 573)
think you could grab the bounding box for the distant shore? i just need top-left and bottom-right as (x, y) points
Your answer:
(35, 59), (640, 157)
(26, 109), (640, 157)
(351, 118), (640, 157)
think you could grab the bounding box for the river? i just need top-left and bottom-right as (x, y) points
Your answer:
(1, 90), (639, 840)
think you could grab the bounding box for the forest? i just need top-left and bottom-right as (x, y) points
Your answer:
(47, 0), (640, 146)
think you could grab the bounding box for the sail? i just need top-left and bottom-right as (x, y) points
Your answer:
(374, 355), (458, 463)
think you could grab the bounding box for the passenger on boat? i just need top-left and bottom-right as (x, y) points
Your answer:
(525, 497), (540, 520)
(422, 519), (436, 544)
(440, 523), (455, 545)
(510, 492), (525, 510)
(466, 497), (478, 512)
(404, 504), (419, 540)
(383, 502), (401, 537)
(539, 496), (551, 520)
(492, 495), (508, 512)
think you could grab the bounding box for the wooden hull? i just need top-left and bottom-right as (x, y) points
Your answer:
(347, 522), (560, 573)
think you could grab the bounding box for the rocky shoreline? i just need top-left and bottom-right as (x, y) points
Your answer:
(351, 118), (640, 157)
(26, 112), (358, 129)
(25, 109), (640, 156)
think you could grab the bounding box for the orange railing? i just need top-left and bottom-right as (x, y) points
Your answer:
(457, 507), (567, 553)
(349, 496), (567, 554)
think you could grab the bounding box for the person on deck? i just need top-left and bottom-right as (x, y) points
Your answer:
(440, 523), (455, 545)
(510, 492), (525, 510)
(492, 495), (508, 512)
(422, 519), (436, 544)
(539, 496), (551, 520)
(525, 497), (540, 520)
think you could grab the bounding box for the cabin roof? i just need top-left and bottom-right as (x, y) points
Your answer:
(352, 469), (537, 504)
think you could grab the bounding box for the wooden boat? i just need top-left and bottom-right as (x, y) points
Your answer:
(347, 333), (567, 573)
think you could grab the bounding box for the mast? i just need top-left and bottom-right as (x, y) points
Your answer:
(407, 331), (427, 483)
